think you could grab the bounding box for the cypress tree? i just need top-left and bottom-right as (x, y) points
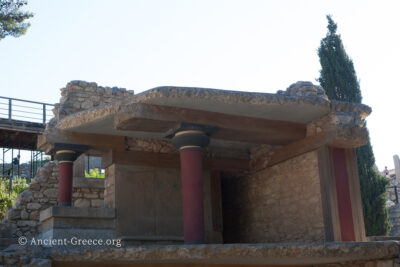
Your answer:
(318, 15), (390, 236)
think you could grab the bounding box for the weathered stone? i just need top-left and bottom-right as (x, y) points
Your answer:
(21, 210), (29, 220)
(72, 192), (82, 198)
(27, 203), (42, 210)
(34, 192), (44, 198)
(17, 220), (37, 227)
(29, 183), (41, 191)
(39, 197), (49, 203)
(29, 211), (40, 220)
(91, 199), (103, 207)
(72, 102), (81, 109)
(5, 209), (21, 221)
(19, 191), (33, 203)
(34, 176), (48, 184)
(43, 188), (58, 199)
(74, 199), (90, 208)
(84, 193), (98, 199)
(81, 100), (94, 109)
(284, 81), (328, 99)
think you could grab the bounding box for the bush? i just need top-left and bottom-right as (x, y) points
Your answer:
(85, 168), (105, 179)
(0, 177), (30, 220)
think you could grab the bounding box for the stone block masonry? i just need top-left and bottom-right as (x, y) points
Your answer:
(51, 80), (134, 125)
(222, 150), (324, 243)
(1, 161), (104, 239)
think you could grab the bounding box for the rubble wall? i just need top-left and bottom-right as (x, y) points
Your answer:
(2, 161), (104, 238)
(51, 80), (134, 124)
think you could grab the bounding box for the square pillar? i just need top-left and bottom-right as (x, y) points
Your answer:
(318, 146), (366, 241)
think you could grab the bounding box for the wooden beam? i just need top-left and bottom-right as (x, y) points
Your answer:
(38, 130), (126, 153)
(265, 131), (336, 168)
(102, 150), (249, 172)
(115, 103), (306, 145)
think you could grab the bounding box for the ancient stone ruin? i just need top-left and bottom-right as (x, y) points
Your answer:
(1, 80), (399, 266)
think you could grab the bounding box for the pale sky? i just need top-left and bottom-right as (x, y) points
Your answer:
(0, 0), (399, 170)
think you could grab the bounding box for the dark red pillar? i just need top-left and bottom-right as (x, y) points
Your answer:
(55, 150), (77, 207)
(180, 148), (205, 243)
(58, 162), (73, 206)
(332, 148), (356, 241)
(172, 129), (210, 244)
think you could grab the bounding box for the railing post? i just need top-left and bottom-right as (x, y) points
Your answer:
(8, 98), (11, 119)
(43, 104), (46, 124)
(9, 149), (13, 195)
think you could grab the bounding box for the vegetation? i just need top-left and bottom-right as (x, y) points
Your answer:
(0, 177), (29, 220)
(85, 168), (105, 179)
(0, 0), (33, 40)
(318, 15), (390, 235)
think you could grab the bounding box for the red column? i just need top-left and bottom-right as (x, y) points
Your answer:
(180, 149), (205, 244)
(58, 162), (73, 206)
(171, 128), (210, 244)
(55, 150), (77, 207)
(332, 148), (356, 241)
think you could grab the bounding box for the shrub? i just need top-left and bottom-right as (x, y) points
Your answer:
(85, 168), (105, 179)
(0, 177), (30, 220)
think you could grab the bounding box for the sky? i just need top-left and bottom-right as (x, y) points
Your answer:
(0, 0), (399, 170)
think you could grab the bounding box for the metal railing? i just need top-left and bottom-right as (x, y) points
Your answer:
(1, 148), (47, 195)
(0, 96), (54, 124)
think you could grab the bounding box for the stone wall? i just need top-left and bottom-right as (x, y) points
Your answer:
(1, 161), (104, 238)
(51, 80), (134, 125)
(388, 204), (400, 236)
(222, 150), (325, 243)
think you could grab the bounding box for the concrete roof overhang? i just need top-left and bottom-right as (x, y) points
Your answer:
(53, 86), (334, 148)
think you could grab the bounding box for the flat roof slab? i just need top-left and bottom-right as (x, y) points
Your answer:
(54, 87), (332, 145)
(134, 86), (331, 123)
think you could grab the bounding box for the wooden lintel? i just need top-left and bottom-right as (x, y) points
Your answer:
(115, 103), (306, 144)
(38, 130), (126, 154)
(265, 131), (336, 169)
(102, 150), (249, 172)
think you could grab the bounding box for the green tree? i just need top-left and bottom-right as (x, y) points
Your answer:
(318, 15), (390, 236)
(0, 0), (33, 41)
